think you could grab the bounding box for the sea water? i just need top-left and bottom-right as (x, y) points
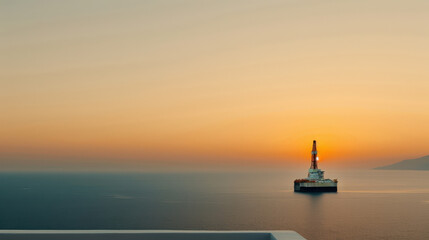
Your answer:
(0, 170), (428, 240)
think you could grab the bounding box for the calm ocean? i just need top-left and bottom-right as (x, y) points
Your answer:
(0, 170), (428, 240)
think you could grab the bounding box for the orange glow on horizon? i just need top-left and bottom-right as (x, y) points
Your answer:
(1, 1), (429, 171)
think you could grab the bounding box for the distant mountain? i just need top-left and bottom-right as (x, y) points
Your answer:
(375, 155), (429, 170)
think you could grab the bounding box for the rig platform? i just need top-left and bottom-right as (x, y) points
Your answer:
(294, 140), (338, 192)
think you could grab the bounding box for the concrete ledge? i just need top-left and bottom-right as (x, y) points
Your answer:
(0, 230), (305, 240)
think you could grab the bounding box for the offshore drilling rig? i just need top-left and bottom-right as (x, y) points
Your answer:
(294, 140), (338, 192)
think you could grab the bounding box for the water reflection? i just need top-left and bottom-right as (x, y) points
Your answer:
(295, 192), (337, 237)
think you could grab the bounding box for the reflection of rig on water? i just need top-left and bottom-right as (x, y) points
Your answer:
(294, 140), (338, 192)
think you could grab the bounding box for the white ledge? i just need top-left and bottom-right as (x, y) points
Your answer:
(0, 230), (305, 240)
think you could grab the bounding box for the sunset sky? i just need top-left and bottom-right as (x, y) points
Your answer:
(1, 0), (429, 171)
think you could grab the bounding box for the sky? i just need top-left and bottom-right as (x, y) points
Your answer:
(1, 0), (429, 171)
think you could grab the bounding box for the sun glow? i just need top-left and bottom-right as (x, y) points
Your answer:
(1, 1), (429, 171)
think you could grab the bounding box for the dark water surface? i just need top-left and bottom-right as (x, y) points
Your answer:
(0, 170), (428, 240)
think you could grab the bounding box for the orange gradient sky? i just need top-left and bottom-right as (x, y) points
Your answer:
(1, 0), (429, 171)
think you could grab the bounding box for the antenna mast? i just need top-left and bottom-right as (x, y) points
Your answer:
(311, 140), (318, 169)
